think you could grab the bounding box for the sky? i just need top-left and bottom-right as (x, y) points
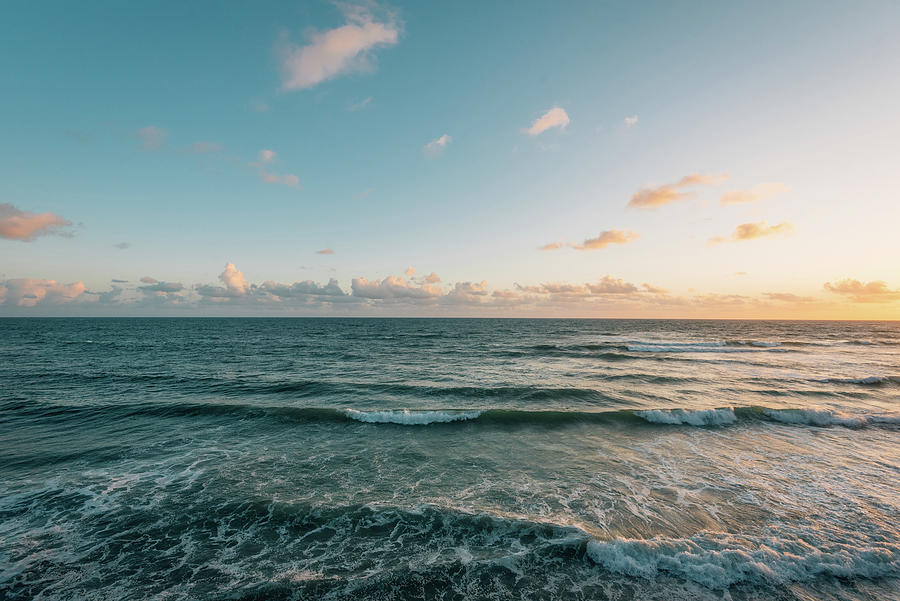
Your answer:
(1, 0), (899, 318)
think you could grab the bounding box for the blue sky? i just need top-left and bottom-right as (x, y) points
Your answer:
(2, 1), (899, 317)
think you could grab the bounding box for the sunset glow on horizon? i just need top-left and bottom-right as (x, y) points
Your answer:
(2, 1), (899, 319)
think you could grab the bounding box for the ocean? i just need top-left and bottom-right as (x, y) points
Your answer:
(1, 318), (898, 600)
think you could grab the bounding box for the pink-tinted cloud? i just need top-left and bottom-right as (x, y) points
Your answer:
(526, 107), (570, 136)
(708, 221), (794, 245)
(538, 241), (563, 251)
(628, 173), (729, 209)
(0, 203), (72, 241)
(317, 248), (335, 255)
(423, 272), (440, 284)
(720, 182), (789, 205)
(0, 278), (87, 307)
(280, 6), (400, 90)
(424, 134), (452, 156)
(824, 279), (900, 302)
(351, 275), (441, 299)
(571, 229), (639, 251)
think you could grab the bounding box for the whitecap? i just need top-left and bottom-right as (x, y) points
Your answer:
(342, 408), (483, 425)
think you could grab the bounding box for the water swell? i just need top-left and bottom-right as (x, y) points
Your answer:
(5, 400), (898, 430)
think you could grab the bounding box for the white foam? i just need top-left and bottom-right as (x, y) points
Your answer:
(586, 534), (899, 590)
(763, 408), (868, 428)
(636, 408), (736, 426)
(342, 408), (483, 425)
(627, 344), (785, 353)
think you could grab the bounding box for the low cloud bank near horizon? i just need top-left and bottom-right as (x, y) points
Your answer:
(3, 263), (897, 318)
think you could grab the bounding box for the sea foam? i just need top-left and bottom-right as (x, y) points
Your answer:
(635, 408), (736, 426)
(342, 408), (483, 425)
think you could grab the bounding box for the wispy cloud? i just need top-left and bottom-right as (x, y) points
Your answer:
(280, 4), (400, 90)
(720, 182), (789, 205)
(317, 248), (335, 255)
(539, 229), (639, 251)
(708, 221), (794, 245)
(824, 279), (900, 302)
(113, 242), (131, 250)
(424, 134), (452, 156)
(624, 115), (638, 127)
(0, 203), (72, 241)
(571, 229), (640, 251)
(526, 107), (570, 136)
(136, 126), (167, 150)
(347, 96), (373, 111)
(252, 149), (300, 187)
(628, 174), (729, 209)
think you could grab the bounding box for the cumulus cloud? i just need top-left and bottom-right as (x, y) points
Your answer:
(259, 278), (347, 298)
(317, 248), (335, 255)
(624, 115), (638, 127)
(628, 173), (729, 209)
(351, 275), (441, 299)
(280, 4), (400, 90)
(708, 221), (794, 245)
(252, 149), (299, 187)
(138, 280), (184, 293)
(137, 126), (167, 150)
(423, 272), (440, 283)
(720, 182), (789, 205)
(515, 276), (641, 297)
(0, 203), (72, 241)
(824, 279), (900, 302)
(526, 107), (570, 136)
(571, 229), (640, 251)
(424, 134), (452, 156)
(196, 262), (250, 298)
(404, 267), (416, 277)
(763, 292), (816, 303)
(0, 278), (87, 307)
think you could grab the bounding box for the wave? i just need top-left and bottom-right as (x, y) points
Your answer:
(585, 532), (899, 590)
(5, 400), (898, 431)
(626, 344), (788, 353)
(820, 375), (898, 386)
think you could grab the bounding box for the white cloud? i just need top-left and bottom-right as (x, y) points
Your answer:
(424, 134), (452, 156)
(624, 115), (638, 127)
(280, 5), (400, 90)
(526, 107), (570, 136)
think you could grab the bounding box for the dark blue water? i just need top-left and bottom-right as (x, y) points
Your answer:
(1, 318), (898, 600)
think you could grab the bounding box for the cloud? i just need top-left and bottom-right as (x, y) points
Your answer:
(260, 278), (347, 298)
(526, 107), (570, 136)
(138, 280), (184, 293)
(515, 276), (641, 297)
(571, 229), (640, 251)
(404, 267), (416, 277)
(628, 174), (729, 209)
(111, 279), (128, 283)
(280, 5), (400, 90)
(708, 221), (794, 245)
(190, 141), (222, 154)
(347, 96), (373, 111)
(252, 100), (270, 113)
(624, 115), (638, 127)
(317, 248), (335, 255)
(763, 292), (816, 303)
(196, 262), (251, 298)
(259, 171), (300, 186)
(253, 149), (299, 186)
(424, 272), (440, 283)
(824, 279), (900, 302)
(445, 280), (488, 303)
(539, 242), (563, 251)
(137, 126), (167, 150)
(720, 182), (789, 206)
(642, 283), (668, 293)
(351, 275), (441, 299)
(0, 203), (72, 241)
(424, 134), (452, 156)
(113, 242), (131, 250)
(0, 278), (87, 307)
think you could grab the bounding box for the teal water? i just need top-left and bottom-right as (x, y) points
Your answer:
(1, 318), (898, 600)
